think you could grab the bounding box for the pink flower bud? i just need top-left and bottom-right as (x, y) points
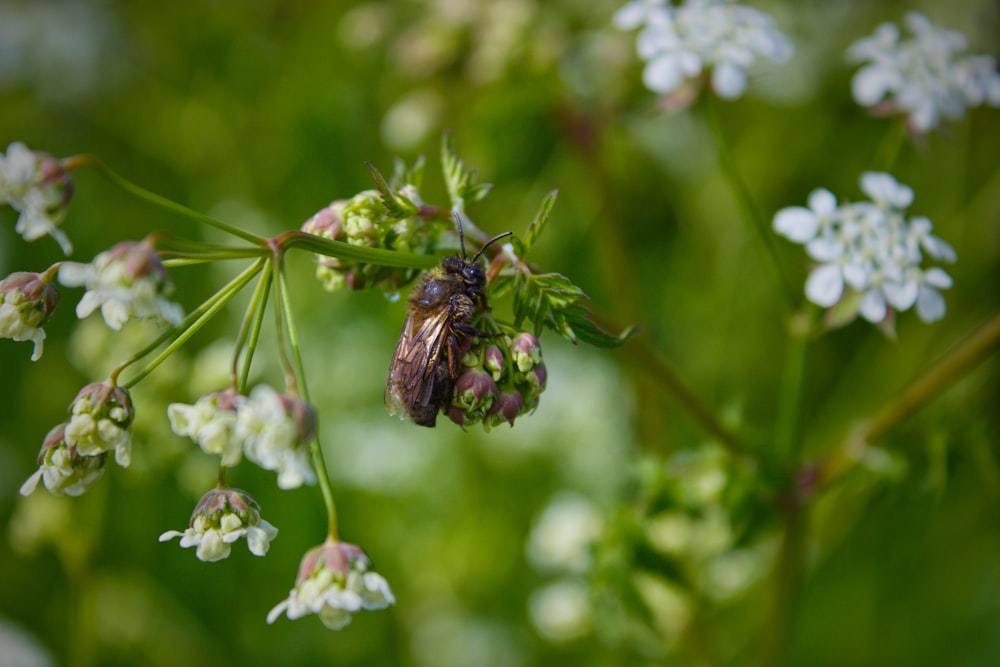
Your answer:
(487, 391), (524, 427)
(511, 332), (543, 372)
(484, 344), (505, 380)
(453, 369), (499, 412)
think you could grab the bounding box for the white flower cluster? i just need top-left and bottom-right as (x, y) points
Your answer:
(0, 141), (74, 255)
(774, 172), (956, 324)
(159, 487), (278, 562)
(19, 424), (106, 497)
(267, 539), (395, 630)
(0, 272), (60, 361)
(613, 0), (792, 102)
(169, 385), (317, 489)
(20, 382), (135, 497)
(847, 11), (1000, 133)
(58, 240), (184, 331)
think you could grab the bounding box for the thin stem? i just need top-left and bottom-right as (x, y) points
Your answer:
(118, 259), (265, 388)
(819, 311), (1000, 487)
(774, 311), (811, 462)
(702, 95), (797, 307)
(231, 261), (273, 392)
(273, 252), (340, 539)
(623, 337), (753, 458)
(756, 501), (808, 667)
(871, 118), (908, 173)
(278, 230), (439, 269)
(67, 155), (267, 245)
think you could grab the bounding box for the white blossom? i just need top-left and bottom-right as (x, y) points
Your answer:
(526, 493), (604, 574)
(236, 385), (317, 489)
(614, 0), (792, 103)
(159, 487), (278, 562)
(58, 240), (183, 331)
(0, 272), (60, 361)
(847, 11), (1000, 132)
(64, 382), (134, 467)
(0, 142), (74, 254)
(168, 389), (243, 466)
(19, 423), (106, 497)
(774, 172), (956, 325)
(267, 539), (395, 630)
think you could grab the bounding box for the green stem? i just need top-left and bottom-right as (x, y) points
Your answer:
(67, 155), (267, 245)
(871, 119), (908, 173)
(118, 259), (265, 388)
(701, 95), (797, 307)
(278, 230), (439, 269)
(273, 252), (340, 540)
(232, 261), (273, 393)
(774, 311), (811, 462)
(819, 311), (1000, 488)
(757, 501), (808, 667)
(623, 337), (753, 458)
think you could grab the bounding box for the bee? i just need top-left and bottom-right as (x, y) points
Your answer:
(386, 216), (511, 427)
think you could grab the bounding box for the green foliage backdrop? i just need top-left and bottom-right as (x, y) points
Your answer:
(1, 1), (999, 666)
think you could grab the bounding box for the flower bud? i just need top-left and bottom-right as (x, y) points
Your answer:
(486, 390), (524, 427)
(483, 344), (505, 380)
(452, 367), (499, 419)
(159, 486), (278, 562)
(20, 423), (106, 496)
(511, 332), (543, 372)
(65, 382), (134, 467)
(267, 538), (395, 630)
(0, 271), (60, 360)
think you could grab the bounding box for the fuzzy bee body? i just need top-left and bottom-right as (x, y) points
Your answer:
(385, 255), (490, 427)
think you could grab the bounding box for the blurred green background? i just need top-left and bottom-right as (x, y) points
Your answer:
(1, 0), (999, 665)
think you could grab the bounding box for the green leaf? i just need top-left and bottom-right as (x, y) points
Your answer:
(521, 190), (558, 254)
(391, 154), (425, 190)
(513, 272), (636, 347)
(441, 133), (492, 208)
(367, 162), (419, 220)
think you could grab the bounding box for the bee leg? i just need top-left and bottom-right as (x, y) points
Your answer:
(453, 322), (499, 339)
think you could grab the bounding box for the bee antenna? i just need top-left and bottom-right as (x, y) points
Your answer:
(453, 212), (468, 258)
(473, 231), (513, 262)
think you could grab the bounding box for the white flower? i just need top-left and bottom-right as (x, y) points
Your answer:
(267, 539), (395, 630)
(168, 389), (243, 466)
(0, 271), (60, 361)
(19, 423), (106, 497)
(773, 172), (956, 326)
(529, 579), (593, 642)
(159, 487), (278, 562)
(526, 493), (604, 574)
(63, 382), (134, 467)
(236, 385), (317, 489)
(847, 11), (1000, 132)
(58, 240), (183, 331)
(615, 0), (792, 103)
(0, 142), (74, 254)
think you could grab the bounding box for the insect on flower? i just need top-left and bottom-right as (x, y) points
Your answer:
(385, 214), (511, 427)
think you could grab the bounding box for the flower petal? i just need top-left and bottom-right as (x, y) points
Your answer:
(805, 264), (844, 307)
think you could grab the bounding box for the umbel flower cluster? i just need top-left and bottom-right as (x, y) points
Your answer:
(774, 172), (955, 325)
(613, 0), (793, 105)
(301, 186), (448, 295)
(3, 131), (624, 633)
(847, 11), (1000, 133)
(446, 332), (547, 429)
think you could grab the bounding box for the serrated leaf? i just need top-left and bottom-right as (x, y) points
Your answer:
(367, 162), (419, 220)
(513, 272), (635, 348)
(523, 190), (558, 253)
(441, 133), (491, 208)
(391, 154), (425, 189)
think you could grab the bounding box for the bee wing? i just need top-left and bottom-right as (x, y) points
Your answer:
(385, 308), (451, 418)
